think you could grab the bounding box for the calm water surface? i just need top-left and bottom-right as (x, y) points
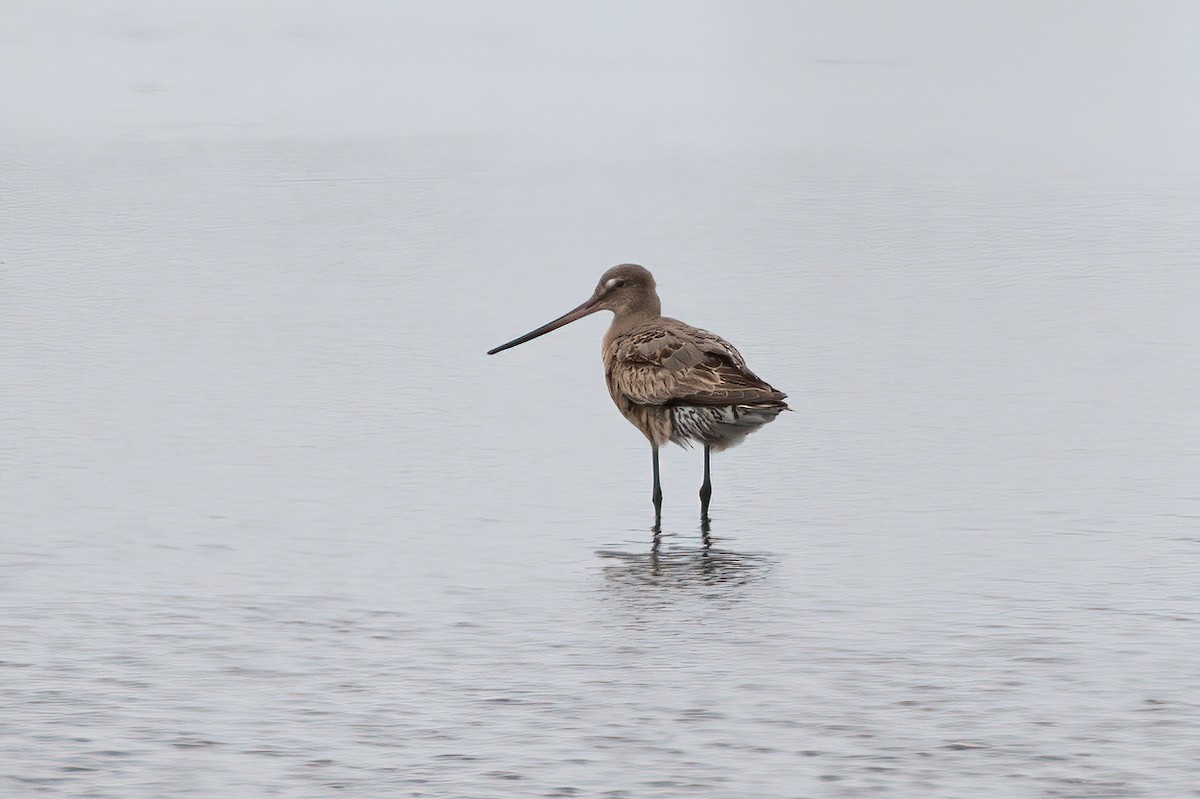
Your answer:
(3, 137), (1198, 798)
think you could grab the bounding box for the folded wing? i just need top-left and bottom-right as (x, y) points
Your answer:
(607, 321), (787, 408)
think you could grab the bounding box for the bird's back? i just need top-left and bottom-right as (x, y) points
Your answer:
(604, 318), (788, 450)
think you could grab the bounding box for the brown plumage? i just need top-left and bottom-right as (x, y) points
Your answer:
(488, 264), (788, 531)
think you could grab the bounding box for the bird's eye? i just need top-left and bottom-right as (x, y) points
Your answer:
(614, 279), (626, 288)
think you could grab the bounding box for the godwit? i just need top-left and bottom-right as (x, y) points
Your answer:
(488, 264), (788, 531)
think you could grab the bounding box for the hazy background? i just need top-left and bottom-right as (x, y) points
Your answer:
(4, 0), (1199, 171)
(3, 2), (1198, 798)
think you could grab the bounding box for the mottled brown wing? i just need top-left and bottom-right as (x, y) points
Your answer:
(608, 322), (787, 407)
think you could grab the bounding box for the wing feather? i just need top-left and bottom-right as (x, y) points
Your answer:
(607, 321), (787, 408)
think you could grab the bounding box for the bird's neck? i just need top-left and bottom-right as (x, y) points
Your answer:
(605, 300), (662, 344)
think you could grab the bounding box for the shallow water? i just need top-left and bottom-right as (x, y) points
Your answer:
(4, 136), (1198, 799)
(4, 4), (1200, 798)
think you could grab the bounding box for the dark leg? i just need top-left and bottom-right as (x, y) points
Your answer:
(651, 445), (663, 532)
(699, 445), (713, 527)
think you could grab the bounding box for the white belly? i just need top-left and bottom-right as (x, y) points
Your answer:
(669, 404), (785, 451)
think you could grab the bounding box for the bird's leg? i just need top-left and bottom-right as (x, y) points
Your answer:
(699, 445), (713, 528)
(651, 445), (663, 532)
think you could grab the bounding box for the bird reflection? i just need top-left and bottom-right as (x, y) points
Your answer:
(597, 526), (773, 591)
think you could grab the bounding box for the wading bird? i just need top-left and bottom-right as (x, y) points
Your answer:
(488, 264), (788, 531)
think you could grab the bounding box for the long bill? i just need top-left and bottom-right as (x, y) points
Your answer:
(487, 295), (604, 355)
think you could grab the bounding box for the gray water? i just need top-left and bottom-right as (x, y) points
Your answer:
(3, 4), (1200, 798)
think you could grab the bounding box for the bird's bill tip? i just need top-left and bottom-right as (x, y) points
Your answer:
(486, 296), (603, 356)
